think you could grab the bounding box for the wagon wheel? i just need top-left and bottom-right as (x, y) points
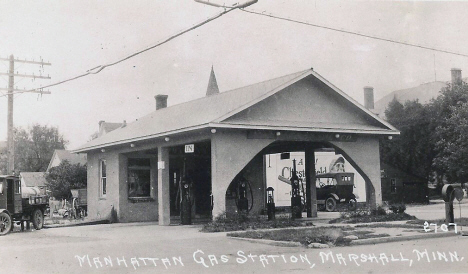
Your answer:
(31, 209), (44, 230)
(325, 197), (336, 212)
(347, 198), (357, 211)
(0, 212), (12, 236)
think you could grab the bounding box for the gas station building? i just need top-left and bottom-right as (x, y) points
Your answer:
(74, 68), (399, 225)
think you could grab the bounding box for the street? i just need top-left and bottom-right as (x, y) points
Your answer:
(1, 217), (467, 274)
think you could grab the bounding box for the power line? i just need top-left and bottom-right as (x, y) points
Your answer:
(0, 7), (238, 98)
(240, 8), (468, 58)
(0, 55), (51, 173)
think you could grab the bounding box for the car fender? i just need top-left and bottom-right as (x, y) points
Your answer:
(0, 209), (10, 216)
(328, 193), (339, 201)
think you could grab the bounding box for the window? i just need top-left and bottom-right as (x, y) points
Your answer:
(100, 160), (107, 197)
(0, 181), (3, 194)
(390, 178), (397, 194)
(128, 158), (151, 198)
(14, 180), (21, 194)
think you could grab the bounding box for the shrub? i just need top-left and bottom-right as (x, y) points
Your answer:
(389, 203), (406, 214)
(372, 205), (387, 216)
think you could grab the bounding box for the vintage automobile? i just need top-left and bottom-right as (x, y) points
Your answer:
(0, 175), (49, 235)
(316, 172), (357, 212)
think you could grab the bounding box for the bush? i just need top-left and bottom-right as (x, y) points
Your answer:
(389, 203), (406, 214)
(339, 206), (371, 219)
(330, 204), (414, 224)
(372, 206), (387, 216)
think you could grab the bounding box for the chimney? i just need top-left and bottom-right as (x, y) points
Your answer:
(155, 95), (168, 110)
(99, 120), (105, 127)
(451, 68), (462, 86)
(206, 66), (220, 96)
(363, 86), (374, 110)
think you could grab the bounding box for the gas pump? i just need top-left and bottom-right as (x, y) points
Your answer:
(179, 159), (193, 225)
(234, 176), (254, 214)
(290, 159), (302, 219)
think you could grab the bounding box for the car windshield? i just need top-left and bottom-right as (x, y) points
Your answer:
(316, 178), (337, 187)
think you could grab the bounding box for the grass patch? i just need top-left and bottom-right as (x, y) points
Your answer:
(201, 213), (314, 233)
(330, 205), (416, 224)
(355, 223), (420, 229)
(228, 226), (389, 246)
(330, 212), (416, 224)
(228, 227), (343, 246)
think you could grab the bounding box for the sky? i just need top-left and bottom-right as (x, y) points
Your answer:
(1, 0), (468, 149)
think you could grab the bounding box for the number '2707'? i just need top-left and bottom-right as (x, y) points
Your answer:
(423, 221), (458, 233)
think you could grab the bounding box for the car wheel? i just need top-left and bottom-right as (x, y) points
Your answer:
(31, 209), (44, 230)
(0, 212), (12, 236)
(325, 197), (336, 212)
(347, 198), (357, 211)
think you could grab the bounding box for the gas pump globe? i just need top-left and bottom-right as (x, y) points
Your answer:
(266, 187), (275, 220)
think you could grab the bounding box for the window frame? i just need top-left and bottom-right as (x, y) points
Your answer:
(127, 158), (152, 199)
(100, 159), (107, 198)
(14, 179), (21, 194)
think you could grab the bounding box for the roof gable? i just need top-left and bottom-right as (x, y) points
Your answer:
(74, 68), (397, 152)
(74, 70), (308, 152)
(20, 172), (47, 187)
(217, 71), (397, 133)
(47, 149), (87, 171)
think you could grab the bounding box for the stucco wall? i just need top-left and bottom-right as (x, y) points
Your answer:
(330, 136), (382, 209)
(225, 153), (266, 216)
(211, 130), (274, 217)
(87, 151), (120, 220)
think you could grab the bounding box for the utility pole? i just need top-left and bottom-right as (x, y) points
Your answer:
(0, 54), (51, 174)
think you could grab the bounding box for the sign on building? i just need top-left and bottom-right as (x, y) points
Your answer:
(185, 144), (194, 153)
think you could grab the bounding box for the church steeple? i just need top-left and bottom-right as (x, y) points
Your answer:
(206, 65), (220, 96)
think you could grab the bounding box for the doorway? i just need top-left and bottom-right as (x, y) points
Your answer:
(169, 141), (212, 218)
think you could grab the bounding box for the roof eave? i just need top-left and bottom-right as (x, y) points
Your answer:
(210, 122), (400, 135)
(72, 124), (210, 154)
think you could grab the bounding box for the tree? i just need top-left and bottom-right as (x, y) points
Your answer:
(380, 98), (435, 179)
(13, 124), (68, 172)
(45, 160), (87, 199)
(431, 82), (468, 184)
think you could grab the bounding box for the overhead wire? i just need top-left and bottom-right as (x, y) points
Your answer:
(2, 4), (468, 99)
(0, 6), (237, 98)
(240, 8), (468, 58)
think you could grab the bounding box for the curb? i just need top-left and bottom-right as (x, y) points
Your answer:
(228, 236), (302, 247)
(44, 219), (110, 229)
(350, 231), (459, 246)
(228, 231), (460, 248)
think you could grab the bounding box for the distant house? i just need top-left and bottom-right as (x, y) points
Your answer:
(47, 149), (87, 172)
(98, 121), (124, 137)
(20, 172), (48, 195)
(374, 68), (465, 117)
(380, 163), (428, 204)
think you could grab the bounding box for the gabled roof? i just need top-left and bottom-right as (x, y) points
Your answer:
(47, 149), (87, 171)
(99, 122), (124, 137)
(374, 81), (447, 117)
(20, 172), (48, 187)
(74, 68), (398, 153)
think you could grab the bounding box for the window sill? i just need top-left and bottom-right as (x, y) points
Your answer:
(128, 197), (154, 203)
